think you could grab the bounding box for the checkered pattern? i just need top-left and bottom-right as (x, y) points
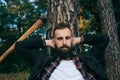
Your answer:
(38, 51), (96, 80)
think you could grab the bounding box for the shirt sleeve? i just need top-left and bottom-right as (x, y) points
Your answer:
(82, 34), (109, 55)
(79, 34), (109, 78)
(15, 36), (46, 65)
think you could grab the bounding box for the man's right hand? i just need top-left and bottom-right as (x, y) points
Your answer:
(45, 40), (55, 48)
(72, 37), (83, 46)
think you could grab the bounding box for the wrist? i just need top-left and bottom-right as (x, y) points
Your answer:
(43, 38), (47, 46)
(79, 36), (84, 43)
(45, 40), (49, 47)
(80, 35), (84, 43)
(45, 40), (54, 48)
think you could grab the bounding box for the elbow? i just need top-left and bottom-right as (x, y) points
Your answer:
(15, 41), (22, 50)
(104, 35), (110, 46)
(106, 35), (110, 44)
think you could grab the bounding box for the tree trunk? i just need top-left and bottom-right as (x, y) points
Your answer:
(97, 0), (120, 80)
(47, 0), (80, 37)
(46, 0), (80, 55)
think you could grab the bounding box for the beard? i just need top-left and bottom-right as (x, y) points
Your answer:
(55, 44), (73, 59)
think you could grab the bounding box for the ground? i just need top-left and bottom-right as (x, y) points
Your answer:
(0, 71), (29, 80)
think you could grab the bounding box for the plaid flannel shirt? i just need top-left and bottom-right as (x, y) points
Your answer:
(37, 51), (96, 80)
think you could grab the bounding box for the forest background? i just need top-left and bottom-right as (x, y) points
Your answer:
(0, 0), (120, 80)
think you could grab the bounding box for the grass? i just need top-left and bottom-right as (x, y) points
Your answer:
(0, 71), (30, 80)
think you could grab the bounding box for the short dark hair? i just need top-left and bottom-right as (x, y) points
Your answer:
(53, 22), (72, 37)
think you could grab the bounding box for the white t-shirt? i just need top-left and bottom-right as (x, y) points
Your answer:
(49, 60), (84, 80)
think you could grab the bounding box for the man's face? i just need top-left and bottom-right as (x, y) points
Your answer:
(53, 28), (73, 54)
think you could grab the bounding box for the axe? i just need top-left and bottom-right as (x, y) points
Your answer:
(0, 15), (47, 62)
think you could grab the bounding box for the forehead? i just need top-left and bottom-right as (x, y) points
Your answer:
(54, 28), (72, 37)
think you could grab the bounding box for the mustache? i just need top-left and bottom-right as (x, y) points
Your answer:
(60, 45), (70, 49)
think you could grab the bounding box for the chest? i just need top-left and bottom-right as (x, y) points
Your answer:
(49, 60), (84, 80)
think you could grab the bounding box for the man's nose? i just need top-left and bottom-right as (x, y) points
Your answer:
(63, 39), (67, 45)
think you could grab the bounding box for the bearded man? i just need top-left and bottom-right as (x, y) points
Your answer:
(15, 22), (109, 80)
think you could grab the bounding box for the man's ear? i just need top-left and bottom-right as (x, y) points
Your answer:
(71, 35), (74, 40)
(52, 38), (56, 48)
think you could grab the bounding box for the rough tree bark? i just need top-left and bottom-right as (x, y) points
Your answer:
(97, 0), (120, 80)
(47, 0), (80, 37)
(46, 0), (80, 55)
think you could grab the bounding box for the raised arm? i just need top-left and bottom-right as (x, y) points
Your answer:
(72, 34), (109, 79)
(78, 34), (109, 79)
(15, 36), (46, 65)
(73, 34), (109, 55)
(82, 34), (109, 55)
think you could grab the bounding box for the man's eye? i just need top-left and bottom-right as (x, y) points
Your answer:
(66, 36), (71, 40)
(57, 37), (63, 40)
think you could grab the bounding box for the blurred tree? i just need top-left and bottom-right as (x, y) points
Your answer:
(78, 13), (95, 35)
(80, 0), (104, 34)
(79, 0), (120, 39)
(97, 0), (120, 80)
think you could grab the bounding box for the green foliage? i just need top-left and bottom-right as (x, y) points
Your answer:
(0, 0), (47, 73)
(79, 0), (120, 35)
(79, 0), (102, 34)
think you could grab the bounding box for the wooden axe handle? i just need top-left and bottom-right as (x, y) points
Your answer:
(0, 19), (43, 62)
